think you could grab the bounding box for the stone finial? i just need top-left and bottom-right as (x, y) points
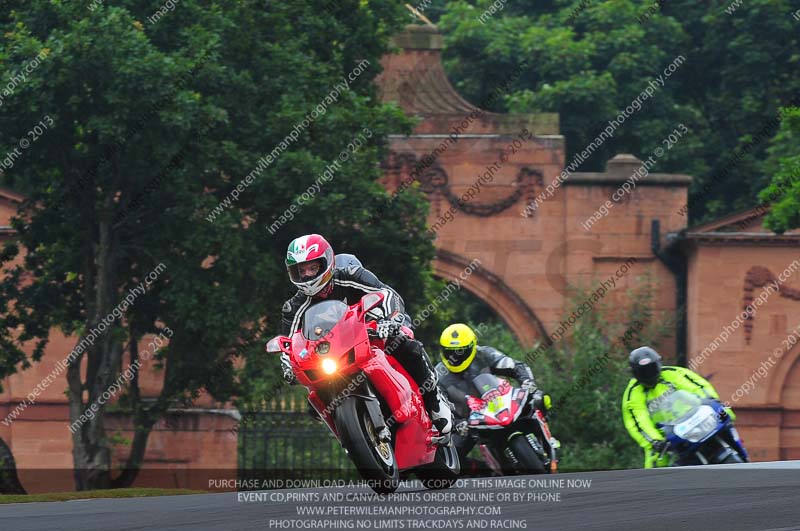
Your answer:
(606, 154), (644, 177)
(390, 24), (444, 50)
(377, 24), (559, 135)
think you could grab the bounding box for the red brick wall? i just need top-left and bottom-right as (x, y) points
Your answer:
(686, 243), (800, 461)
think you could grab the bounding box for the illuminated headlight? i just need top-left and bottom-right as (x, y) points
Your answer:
(675, 405), (718, 443)
(321, 358), (338, 375)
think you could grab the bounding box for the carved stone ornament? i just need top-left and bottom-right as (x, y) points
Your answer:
(380, 150), (543, 218)
(742, 265), (800, 344)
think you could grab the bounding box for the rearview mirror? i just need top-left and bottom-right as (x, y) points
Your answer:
(360, 292), (384, 314)
(265, 336), (291, 355)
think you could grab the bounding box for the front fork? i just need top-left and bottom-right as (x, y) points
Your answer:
(680, 426), (749, 465)
(727, 426), (749, 462)
(357, 383), (392, 443)
(310, 376), (391, 443)
(533, 409), (560, 472)
(478, 444), (504, 476)
(483, 412), (560, 475)
(709, 425), (749, 463)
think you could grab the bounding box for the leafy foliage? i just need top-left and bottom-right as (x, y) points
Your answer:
(470, 278), (676, 471)
(761, 107), (800, 233)
(437, 0), (800, 222)
(0, 0), (437, 489)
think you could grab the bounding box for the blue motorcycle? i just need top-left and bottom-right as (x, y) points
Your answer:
(652, 390), (749, 465)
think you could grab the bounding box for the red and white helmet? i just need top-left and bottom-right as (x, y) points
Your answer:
(286, 234), (335, 296)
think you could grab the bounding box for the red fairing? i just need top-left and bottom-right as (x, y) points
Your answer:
(284, 296), (437, 471)
(497, 379), (511, 395)
(470, 377), (524, 428)
(468, 396), (487, 411)
(360, 347), (416, 425)
(307, 391), (333, 429)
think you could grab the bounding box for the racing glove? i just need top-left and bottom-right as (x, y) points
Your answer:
(455, 420), (469, 437)
(375, 319), (403, 339)
(280, 353), (297, 385)
(531, 389), (546, 412)
(520, 379), (537, 392)
(651, 439), (669, 455)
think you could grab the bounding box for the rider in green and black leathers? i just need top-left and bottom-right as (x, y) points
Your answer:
(622, 346), (737, 468)
(435, 323), (546, 474)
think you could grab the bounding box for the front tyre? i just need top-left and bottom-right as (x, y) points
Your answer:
(508, 434), (546, 475)
(708, 435), (746, 465)
(335, 397), (399, 494)
(416, 444), (460, 490)
(720, 453), (745, 464)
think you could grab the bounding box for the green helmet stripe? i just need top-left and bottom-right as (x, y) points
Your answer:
(286, 236), (308, 264)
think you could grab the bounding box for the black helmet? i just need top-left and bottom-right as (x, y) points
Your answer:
(629, 346), (662, 387)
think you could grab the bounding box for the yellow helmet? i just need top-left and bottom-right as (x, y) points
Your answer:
(439, 323), (477, 373)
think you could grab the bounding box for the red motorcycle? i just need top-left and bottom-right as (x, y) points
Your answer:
(266, 293), (459, 493)
(462, 373), (559, 475)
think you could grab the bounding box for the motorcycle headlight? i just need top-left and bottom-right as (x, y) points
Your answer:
(321, 358), (338, 375)
(316, 341), (330, 355)
(676, 406), (718, 443)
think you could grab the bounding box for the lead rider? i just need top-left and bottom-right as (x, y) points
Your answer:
(279, 233), (453, 436)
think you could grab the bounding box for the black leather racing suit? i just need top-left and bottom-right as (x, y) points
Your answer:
(435, 346), (538, 469)
(281, 263), (442, 412)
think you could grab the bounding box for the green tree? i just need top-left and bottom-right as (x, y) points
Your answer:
(0, 437), (26, 494)
(0, 1), (434, 490)
(469, 280), (676, 471)
(437, 0), (800, 222)
(760, 107), (800, 233)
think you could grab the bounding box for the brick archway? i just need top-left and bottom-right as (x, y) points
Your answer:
(433, 249), (549, 348)
(773, 344), (800, 459)
(769, 342), (800, 405)
(378, 25), (688, 359)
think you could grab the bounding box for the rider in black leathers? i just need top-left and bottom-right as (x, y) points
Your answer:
(279, 235), (453, 435)
(436, 323), (545, 473)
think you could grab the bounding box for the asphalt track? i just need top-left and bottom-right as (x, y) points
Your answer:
(2, 463), (800, 531)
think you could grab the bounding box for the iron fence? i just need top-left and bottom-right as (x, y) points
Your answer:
(237, 395), (356, 486)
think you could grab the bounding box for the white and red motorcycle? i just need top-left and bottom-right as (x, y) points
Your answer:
(461, 373), (559, 475)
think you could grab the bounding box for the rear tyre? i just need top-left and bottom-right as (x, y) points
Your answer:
(507, 434), (546, 475)
(416, 444), (460, 490)
(335, 397), (399, 494)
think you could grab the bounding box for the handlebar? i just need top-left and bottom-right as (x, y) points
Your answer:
(657, 441), (671, 460)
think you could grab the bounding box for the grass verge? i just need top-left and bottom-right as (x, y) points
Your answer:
(0, 487), (205, 504)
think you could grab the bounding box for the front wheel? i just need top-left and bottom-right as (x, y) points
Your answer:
(507, 434), (546, 475)
(416, 444), (460, 489)
(335, 397), (399, 494)
(720, 452), (745, 464)
(706, 434), (746, 465)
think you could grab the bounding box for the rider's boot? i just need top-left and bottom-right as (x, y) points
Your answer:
(422, 384), (453, 436)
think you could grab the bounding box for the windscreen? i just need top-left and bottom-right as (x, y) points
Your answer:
(302, 300), (348, 340)
(472, 373), (502, 399)
(650, 389), (702, 426)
